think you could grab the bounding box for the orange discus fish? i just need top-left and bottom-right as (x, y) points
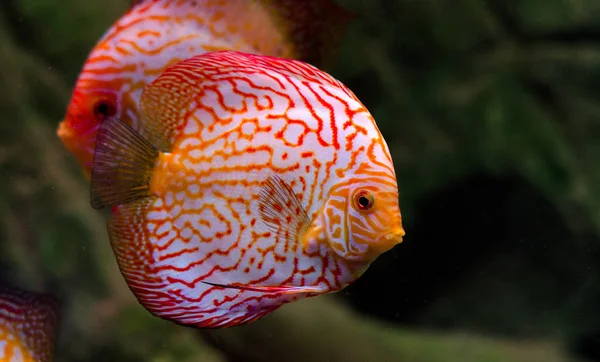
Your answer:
(0, 286), (60, 362)
(90, 50), (405, 328)
(57, 0), (352, 178)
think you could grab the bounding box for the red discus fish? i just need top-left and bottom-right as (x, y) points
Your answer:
(90, 50), (405, 328)
(0, 286), (60, 362)
(57, 0), (352, 178)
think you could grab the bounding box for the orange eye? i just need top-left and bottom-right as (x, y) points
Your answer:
(93, 99), (117, 121)
(353, 190), (374, 212)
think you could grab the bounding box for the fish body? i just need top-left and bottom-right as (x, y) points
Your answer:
(58, 0), (352, 178)
(91, 51), (404, 328)
(0, 286), (60, 362)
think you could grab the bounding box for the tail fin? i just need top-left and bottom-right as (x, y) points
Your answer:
(90, 117), (158, 209)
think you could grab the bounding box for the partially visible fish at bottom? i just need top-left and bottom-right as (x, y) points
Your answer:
(0, 286), (60, 362)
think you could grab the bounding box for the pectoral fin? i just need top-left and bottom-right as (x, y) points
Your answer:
(259, 175), (311, 241)
(90, 117), (159, 210)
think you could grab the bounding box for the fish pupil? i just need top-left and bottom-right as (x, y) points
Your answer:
(354, 191), (374, 211)
(358, 196), (370, 208)
(93, 100), (116, 121)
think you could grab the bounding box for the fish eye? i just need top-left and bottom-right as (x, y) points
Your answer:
(353, 190), (374, 212)
(93, 99), (116, 121)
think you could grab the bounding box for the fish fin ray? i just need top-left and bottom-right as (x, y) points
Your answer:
(90, 117), (159, 209)
(259, 175), (310, 241)
(202, 281), (324, 295)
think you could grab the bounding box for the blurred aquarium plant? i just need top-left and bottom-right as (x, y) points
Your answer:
(0, 0), (598, 361)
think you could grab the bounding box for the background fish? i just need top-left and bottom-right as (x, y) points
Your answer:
(89, 50), (405, 328)
(57, 0), (353, 178)
(0, 286), (60, 362)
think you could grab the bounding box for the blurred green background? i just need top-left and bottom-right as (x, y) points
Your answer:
(0, 0), (599, 361)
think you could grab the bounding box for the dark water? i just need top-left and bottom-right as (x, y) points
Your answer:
(1, 0), (599, 361)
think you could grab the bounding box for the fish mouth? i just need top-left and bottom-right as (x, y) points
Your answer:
(378, 227), (405, 245)
(56, 118), (82, 158)
(56, 119), (72, 141)
(365, 227), (405, 258)
(56, 118), (96, 179)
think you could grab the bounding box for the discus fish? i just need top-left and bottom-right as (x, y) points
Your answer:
(90, 50), (404, 328)
(0, 286), (60, 362)
(57, 0), (353, 178)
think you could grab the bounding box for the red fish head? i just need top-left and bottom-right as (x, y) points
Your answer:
(58, 79), (136, 179)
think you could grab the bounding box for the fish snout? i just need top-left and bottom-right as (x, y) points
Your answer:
(380, 227), (405, 244)
(57, 118), (73, 143)
(370, 226), (405, 257)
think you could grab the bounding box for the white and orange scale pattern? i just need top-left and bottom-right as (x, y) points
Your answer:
(109, 51), (404, 328)
(0, 287), (59, 362)
(58, 0), (349, 177)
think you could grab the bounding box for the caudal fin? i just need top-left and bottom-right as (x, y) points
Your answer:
(90, 117), (159, 209)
